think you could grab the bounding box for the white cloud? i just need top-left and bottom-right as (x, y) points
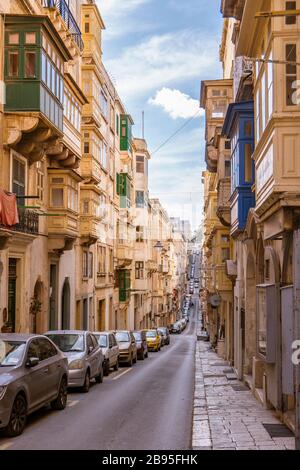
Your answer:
(106, 30), (221, 99)
(149, 87), (204, 119)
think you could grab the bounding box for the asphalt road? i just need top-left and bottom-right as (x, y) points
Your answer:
(0, 299), (197, 451)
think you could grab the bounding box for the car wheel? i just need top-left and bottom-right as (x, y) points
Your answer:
(95, 365), (104, 384)
(5, 394), (27, 437)
(145, 350), (149, 358)
(140, 350), (145, 360)
(114, 359), (119, 371)
(82, 370), (90, 393)
(51, 376), (68, 410)
(128, 355), (133, 367)
(104, 359), (110, 376)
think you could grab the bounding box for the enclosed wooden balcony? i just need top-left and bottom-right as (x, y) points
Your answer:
(80, 185), (103, 246)
(117, 243), (134, 268)
(47, 169), (82, 252)
(221, 0), (245, 20)
(217, 177), (231, 226)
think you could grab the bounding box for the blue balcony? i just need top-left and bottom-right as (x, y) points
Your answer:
(43, 0), (84, 51)
(222, 101), (255, 237)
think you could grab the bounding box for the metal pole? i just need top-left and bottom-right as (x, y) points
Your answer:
(293, 229), (300, 450)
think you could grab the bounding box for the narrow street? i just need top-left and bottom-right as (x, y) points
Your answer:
(0, 303), (198, 451)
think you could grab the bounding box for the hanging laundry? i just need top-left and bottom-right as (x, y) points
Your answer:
(0, 188), (19, 227)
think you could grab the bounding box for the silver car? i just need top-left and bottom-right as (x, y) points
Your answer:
(45, 331), (104, 393)
(0, 334), (68, 437)
(94, 332), (119, 376)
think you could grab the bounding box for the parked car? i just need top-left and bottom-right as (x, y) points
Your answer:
(45, 331), (104, 393)
(94, 332), (119, 376)
(143, 329), (161, 352)
(0, 334), (68, 437)
(115, 331), (137, 367)
(171, 323), (181, 334)
(157, 327), (170, 346)
(183, 314), (190, 323)
(133, 331), (148, 360)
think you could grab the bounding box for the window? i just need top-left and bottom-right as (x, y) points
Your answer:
(267, 52), (274, 119)
(8, 33), (19, 45)
(255, 87), (261, 142)
(51, 188), (64, 207)
(212, 100), (226, 118)
(8, 51), (19, 77)
(89, 253), (93, 279)
(83, 251), (89, 278)
(225, 160), (231, 177)
(116, 114), (119, 135)
(135, 262), (144, 280)
(136, 226), (144, 242)
(286, 44), (297, 105)
(286, 1), (297, 24)
(136, 191), (145, 208)
(136, 156), (144, 173)
(212, 89), (221, 96)
(83, 200), (89, 214)
(12, 156), (26, 200)
(97, 246), (106, 274)
(101, 143), (107, 169)
(225, 140), (231, 150)
(25, 51), (36, 78)
(25, 32), (36, 44)
(244, 143), (253, 183)
(261, 71), (266, 132)
(84, 142), (90, 154)
(221, 248), (230, 263)
(85, 22), (90, 33)
(100, 90), (108, 119)
(265, 259), (270, 281)
(36, 161), (44, 202)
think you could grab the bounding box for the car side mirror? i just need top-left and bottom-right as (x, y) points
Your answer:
(26, 357), (39, 368)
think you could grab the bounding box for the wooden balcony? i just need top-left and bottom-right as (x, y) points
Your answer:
(221, 0), (245, 20)
(117, 244), (134, 268)
(217, 177), (231, 226)
(80, 154), (102, 184)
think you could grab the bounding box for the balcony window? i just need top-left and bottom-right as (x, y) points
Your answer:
(244, 143), (253, 183)
(25, 51), (36, 78)
(225, 160), (231, 177)
(212, 100), (227, 118)
(267, 53), (274, 119)
(136, 191), (145, 208)
(51, 188), (64, 207)
(8, 33), (19, 45)
(25, 32), (36, 44)
(136, 156), (144, 173)
(136, 226), (144, 242)
(83, 251), (89, 278)
(8, 51), (19, 78)
(36, 161), (44, 202)
(286, 44), (297, 106)
(12, 154), (26, 204)
(135, 262), (144, 280)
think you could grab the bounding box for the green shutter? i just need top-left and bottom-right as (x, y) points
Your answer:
(116, 173), (120, 195)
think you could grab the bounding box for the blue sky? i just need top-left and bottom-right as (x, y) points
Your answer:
(97, 0), (223, 230)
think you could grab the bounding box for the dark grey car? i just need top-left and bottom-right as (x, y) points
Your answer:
(0, 334), (68, 437)
(45, 331), (104, 393)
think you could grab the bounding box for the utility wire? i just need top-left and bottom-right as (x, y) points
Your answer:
(150, 109), (201, 157)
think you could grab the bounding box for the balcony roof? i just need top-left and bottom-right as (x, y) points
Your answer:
(235, 0), (264, 57)
(220, 0), (246, 20)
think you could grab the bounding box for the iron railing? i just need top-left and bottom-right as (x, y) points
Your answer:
(10, 208), (39, 235)
(42, 0), (84, 52)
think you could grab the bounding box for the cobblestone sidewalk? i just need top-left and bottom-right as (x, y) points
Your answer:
(192, 339), (295, 450)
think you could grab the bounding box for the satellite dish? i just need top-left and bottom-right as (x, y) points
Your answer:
(209, 294), (221, 308)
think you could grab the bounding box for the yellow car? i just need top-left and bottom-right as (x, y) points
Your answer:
(143, 329), (161, 352)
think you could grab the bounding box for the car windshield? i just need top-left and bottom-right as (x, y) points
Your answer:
(0, 340), (26, 367)
(116, 332), (130, 342)
(133, 332), (141, 341)
(146, 331), (156, 338)
(95, 335), (107, 348)
(47, 334), (85, 352)
(158, 328), (166, 334)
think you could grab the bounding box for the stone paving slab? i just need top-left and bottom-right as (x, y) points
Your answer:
(192, 336), (296, 451)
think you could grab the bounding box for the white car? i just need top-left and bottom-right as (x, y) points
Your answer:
(94, 332), (119, 376)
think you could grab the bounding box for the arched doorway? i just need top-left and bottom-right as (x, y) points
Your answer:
(30, 279), (44, 334)
(62, 278), (70, 330)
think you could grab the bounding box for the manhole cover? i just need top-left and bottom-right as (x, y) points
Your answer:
(263, 424), (294, 438)
(231, 384), (249, 392)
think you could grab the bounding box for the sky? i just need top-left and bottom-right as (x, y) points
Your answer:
(96, 0), (223, 230)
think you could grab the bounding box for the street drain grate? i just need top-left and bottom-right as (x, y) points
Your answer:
(212, 362), (228, 366)
(203, 373), (225, 378)
(263, 424), (294, 438)
(231, 384), (249, 392)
